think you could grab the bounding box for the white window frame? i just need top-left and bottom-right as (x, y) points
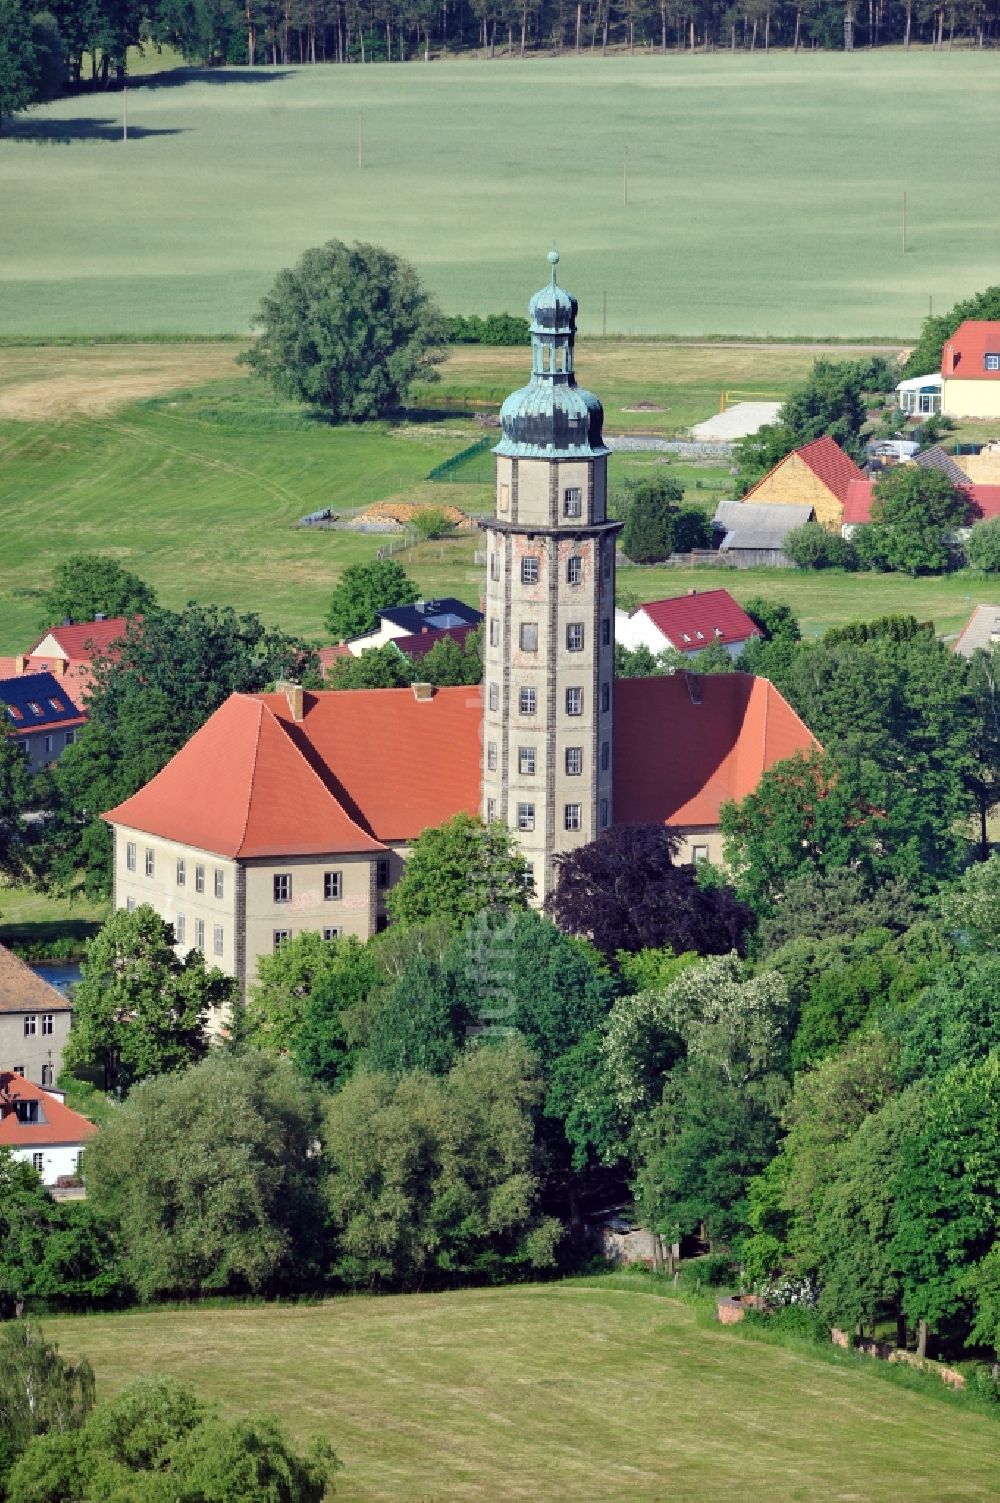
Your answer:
(567, 556), (583, 585)
(519, 687), (537, 716)
(566, 747), (583, 776)
(521, 557), (540, 585)
(564, 804), (582, 832)
(214, 924), (224, 957)
(517, 802), (535, 832)
(324, 870), (343, 901)
(563, 487), (582, 518)
(24, 1014), (36, 1037)
(567, 623), (584, 652)
(566, 687), (583, 716)
(126, 841), (136, 872)
(273, 873), (292, 904)
(518, 746), (536, 776)
(215, 870), (224, 899)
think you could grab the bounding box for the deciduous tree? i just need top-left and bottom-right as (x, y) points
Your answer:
(39, 554), (154, 631)
(387, 812), (531, 929)
(324, 559), (419, 641)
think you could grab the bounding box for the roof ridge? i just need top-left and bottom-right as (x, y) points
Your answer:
(260, 699), (388, 854)
(235, 696), (267, 856)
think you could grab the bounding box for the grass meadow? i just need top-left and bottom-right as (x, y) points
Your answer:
(40, 1279), (1000, 1503)
(2, 53), (1000, 337)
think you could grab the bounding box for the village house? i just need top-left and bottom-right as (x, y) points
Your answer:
(0, 670), (87, 773)
(0, 944), (72, 1088)
(0, 1071), (96, 1188)
(841, 475), (1000, 538)
(897, 321), (1000, 422)
(346, 598), (483, 655)
(103, 258), (818, 990)
(615, 588), (762, 660)
(0, 614), (130, 705)
(711, 501), (815, 568)
(741, 435), (865, 530)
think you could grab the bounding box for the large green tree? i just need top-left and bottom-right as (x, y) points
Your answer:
(0, 1152), (121, 1314)
(323, 1040), (561, 1289)
(0, 1321), (94, 1496)
(241, 239), (446, 421)
(0, 0), (63, 134)
(7, 1375), (336, 1503)
(387, 812), (531, 928)
(64, 905), (231, 1094)
(619, 474), (708, 564)
(903, 285), (1000, 379)
(324, 559), (419, 642)
(854, 465), (967, 575)
(0, 725), (35, 883)
(39, 554), (155, 631)
(84, 1051), (323, 1301)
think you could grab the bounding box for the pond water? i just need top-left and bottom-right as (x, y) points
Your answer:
(31, 963), (82, 995)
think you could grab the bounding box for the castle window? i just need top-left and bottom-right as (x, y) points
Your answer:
(490, 619), (500, 647)
(600, 799), (609, 828)
(32, 1152), (44, 1173)
(377, 858), (390, 889)
(518, 746), (536, 776)
(195, 865), (205, 894)
(487, 741), (497, 771)
(563, 488), (582, 519)
(566, 747), (583, 776)
(499, 483), (510, 513)
(176, 858), (186, 886)
(567, 556), (583, 585)
(323, 927), (341, 942)
(519, 687), (536, 715)
(491, 553), (500, 581)
(215, 870), (224, 899)
(64, 729), (76, 746)
(176, 914), (186, 943)
(195, 919), (205, 952)
(693, 844), (709, 862)
(489, 683), (499, 711)
(214, 925), (224, 957)
(273, 873), (291, 904)
(517, 803), (535, 832)
(521, 557), (539, 585)
(126, 841), (136, 872)
(41, 1064), (52, 1087)
(273, 930), (291, 951)
(24, 1015), (36, 1037)
(564, 804), (582, 832)
(602, 619), (611, 647)
(126, 897), (136, 911)
(42, 1014), (53, 1036)
(324, 871), (342, 901)
(145, 848), (154, 877)
(566, 687), (583, 716)
(601, 682), (611, 713)
(44, 735), (52, 756)
(567, 623), (584, 652)
(520, 622), (538, 653)
(601, 741), (610, 772)
(486, 798), (497, 823)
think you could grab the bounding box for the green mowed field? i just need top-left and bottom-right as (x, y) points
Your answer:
(2, 52), (999, 337)
(41, 1281), (1000, 1502)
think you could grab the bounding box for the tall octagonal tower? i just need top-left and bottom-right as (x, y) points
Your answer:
(480, 252), (622, 902)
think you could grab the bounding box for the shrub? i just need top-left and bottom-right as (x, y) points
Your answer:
(783, 522), (856, 571)
(444, 313), (529, 345)
(408, 506), (456, 541)
(745, 1304), (829, 1343)
(679, 1253), (735, 1291)
(965, 517), (1000, 573)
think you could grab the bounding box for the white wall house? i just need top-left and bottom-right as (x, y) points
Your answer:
(0, 1073), (96, 1187)
(615, 588), (762, 662)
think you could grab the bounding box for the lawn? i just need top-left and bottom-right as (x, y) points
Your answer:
(2, 53), (999, 337)
(0, 881), (108, 949)
(40, 1279), (1000, 1502)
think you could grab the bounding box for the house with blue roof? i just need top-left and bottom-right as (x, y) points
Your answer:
(0, 672), (87, 773)
(346, 597), (483, 656)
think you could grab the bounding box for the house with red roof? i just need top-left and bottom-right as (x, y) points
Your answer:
(0, 671), (87, 773)
(743, 435), (866, 529)
(0, 1072), (96, 1188)
(0, 614), (131, 716)
(614, 588), (762, 661)
(0, 943), (73, 1088)
(842, 478), (1000, 535)
(104, 671), (816, 991)
(940, 321), (1000, 420)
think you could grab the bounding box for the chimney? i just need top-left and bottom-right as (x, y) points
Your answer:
(411, 682), (435, 702)
(688, 588), (697, 596)
(53, 659), (66, 677)
(14, 655), (24, 675)
(276, 680), (304, 722)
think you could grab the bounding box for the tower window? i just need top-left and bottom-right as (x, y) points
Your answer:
(491, 553), (500, 581)
(566, 747), (583, 776)
(489, 682), (499, 711)
(601, 740), (610, 772)
(567, 556), (583, 585)
(567, 623), (584, 652)
(603, 547), (612, 580)
(499, 483), (510, 513)
(564, 804), (582, 832)
(520, 622), (538, 653)
(600, 799), (609, 829)
(521, 557), (539, 585)
(490, 619), (500, 647)
(518, 746), (536, 776)
(566, 687), (583, 716)
(563, 488), (582, 519)
(602, 619), (611, 646)
(601, 683), (611, 713)
(487, 741), (497, 771)
(517, 803), (535, 832)
(377, 858), (390, 889)
(519, 687), (537, 716)
(486, 798), (497, 823)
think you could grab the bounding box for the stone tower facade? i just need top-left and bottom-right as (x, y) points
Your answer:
(481, 253), (622, 902)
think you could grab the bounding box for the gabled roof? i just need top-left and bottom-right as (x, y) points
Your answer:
(26, 617), (130, 662)
(613, 673), (819, 828)
(635, 589), (762, 649)
(104, 694), (386, 858)
(942, 321), (1000, 380)
(378, 599), (483, 634)
(714, 501), (814, 550)
(913, 445), (968, 486)
(843, 479), (1000, 526)
(262, 685), (483, 841)
(0, 944), (71, 1015)
(392, 624), (477, 660)
(746, 435), (865, 506)
(0, 672), (88, 734)
(954, 604), (1000, 658)
(0, 1073), (97, 1149)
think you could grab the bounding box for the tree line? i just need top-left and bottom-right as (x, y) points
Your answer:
(2, 0), (998, 133)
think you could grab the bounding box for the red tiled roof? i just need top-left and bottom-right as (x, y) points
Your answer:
(746, 435), (865, 506)
(318, 645), (353, 676)
(26, 617), (131, 662)
(636, 589), (762, 650)
(105, 694), (387, 858)
(0, 1073), (97, 1150)
(942, 321), (1000, 380)
(613, 673), (819, 828)
(0, 657), (16, 678)
(0, 943), (71, 1015)
(263, 685), (483, 841)
(843, 478), (1000, 526)
(392, 624), (477, 661)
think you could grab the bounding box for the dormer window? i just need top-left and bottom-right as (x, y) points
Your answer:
(27, 702), (42, 715)
(48, 698), (64, 712)
(987, 354), (1000, 371)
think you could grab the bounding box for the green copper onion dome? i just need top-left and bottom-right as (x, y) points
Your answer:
(495, 251), (609, 460)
